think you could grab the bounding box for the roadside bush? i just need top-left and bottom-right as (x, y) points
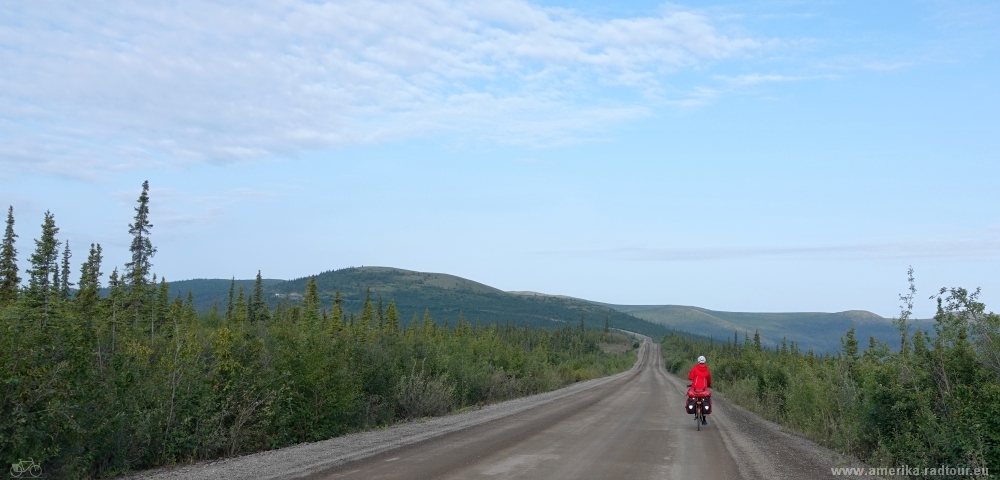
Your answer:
(396, 364), (455, 419)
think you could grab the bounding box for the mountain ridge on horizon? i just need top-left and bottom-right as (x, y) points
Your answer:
(152, 266), (670, 338)
(152, 266), (925, 352)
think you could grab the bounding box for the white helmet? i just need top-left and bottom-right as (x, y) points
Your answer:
(697, 355), (706, 364)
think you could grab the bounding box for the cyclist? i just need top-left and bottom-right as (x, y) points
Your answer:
(688, 356), (712, 425)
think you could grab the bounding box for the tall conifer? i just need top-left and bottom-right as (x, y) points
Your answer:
(60, 241), (73, 298)
(225, 278), (235, 321)
(75, 243), (103, 320)
(107, 268), (123, 353)
(25, 211), (60, 319)
(125, 180), (156, 320)
(377, 296), (385, 331)
(156, 277), (170, 337)
(303, 277), (320, 324)
(385, 300), (399, 335)
(359, 288), (374, 335)
(50, 262), (60, 299)
(328, 290), (344, 334)
(421, 309), (434, 338)
(250, 270), (268, 323)
(233, 285), (248, 324)
(183, 291), (197, 325)
(0, 206), (20, 306)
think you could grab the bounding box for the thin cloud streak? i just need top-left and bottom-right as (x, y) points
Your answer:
(0, 0), (765, 177)
(552, 239), (1000, 262)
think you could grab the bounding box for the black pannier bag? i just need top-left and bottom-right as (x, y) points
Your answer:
(686, 397), (696, 414)
(703, 397), (712, 415)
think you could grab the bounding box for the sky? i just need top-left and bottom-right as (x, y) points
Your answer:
(2, 0), (998, 318)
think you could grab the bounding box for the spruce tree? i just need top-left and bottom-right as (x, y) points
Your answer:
(225, 278), (235, 321)
(25, 211), (60, 319)
(233, 285), (248, 324)
(75, 243), (103, 320)
(183, 291), (197, 325)
(328, 290), (344, 335)
(377, 296), (385, 331)
(125, 180), (156, 320)
(302, 277), (320, 324)
(250, 270), (269, 323)
(421, 309), (434, 337)
(0, 206), (20, 307)
(155, 277), (170, 333)
(50, 261), (60, 299)
(385, 300), (400, 335)
(107, 268), (123, 353)
(359, 288), (375, 334)
(60, 240), (73, 298)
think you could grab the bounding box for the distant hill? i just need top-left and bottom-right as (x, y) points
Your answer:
(275, 267), (670, 337)
(155, 267), (672, 338)
(161, 278), (286, 311)
(603, 304), (933, 353)
(143, 267), (925, 352)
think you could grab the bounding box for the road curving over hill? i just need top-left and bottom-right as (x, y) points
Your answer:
(127, 337), (868, 480)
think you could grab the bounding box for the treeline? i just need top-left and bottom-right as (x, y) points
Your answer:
(661, 270), (999, 473)
(0, 183), (636, 478)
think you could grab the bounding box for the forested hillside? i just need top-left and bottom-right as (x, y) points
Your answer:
(147, 267), (673, 338)
(660, 272), (1000, 473)
(0, 184), (638, 478)
(610, 303), (932, 353)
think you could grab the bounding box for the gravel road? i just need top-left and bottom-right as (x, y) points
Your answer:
(125, 336), (870, 479)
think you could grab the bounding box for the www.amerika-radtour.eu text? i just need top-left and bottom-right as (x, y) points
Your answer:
(831, 465), (989, 477)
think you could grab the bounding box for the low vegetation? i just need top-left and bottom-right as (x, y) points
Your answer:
(662, 270), (999, 473)
(0, 184), (636, 478)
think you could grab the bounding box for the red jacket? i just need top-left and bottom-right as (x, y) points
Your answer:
(688, 363), (712, 390)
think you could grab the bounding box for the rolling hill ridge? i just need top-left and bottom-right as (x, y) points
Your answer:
(160, 267), (672, 338)
(156, 267), (923, 352)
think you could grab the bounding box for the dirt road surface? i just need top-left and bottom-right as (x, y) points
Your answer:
(129, 337), (866, 480)
(309, 337), (863, 480)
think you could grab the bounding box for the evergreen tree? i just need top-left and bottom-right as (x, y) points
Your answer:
(385, 300), (400, 335)
(408, 313), (420, 337)
(250, 270), (269, 323)
(125, 180), (156, 320)
(50, 261), (60, 299)
(302, 277), (320, 324)
(604, 313), (610, 334)
(107, 268), (123, 353)
(183, 290), (197, 325)
(60, 240), (73, 298)
(226, 278), (235, 321)
(233, 285), (248, 325)
(0, 206), (19, 306)
(75, 243), (103, 321)
(842, 327), (859, 373)
(155, 277), (170, 335)
(25, 211), (60, 319)
(327, 290), (344, 335)
(359, 288), (375, 335)
(421, 309), (434, 338)
(377, 296), (385, 331)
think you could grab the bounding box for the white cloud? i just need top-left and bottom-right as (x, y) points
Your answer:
(0, 0), (763, 176)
